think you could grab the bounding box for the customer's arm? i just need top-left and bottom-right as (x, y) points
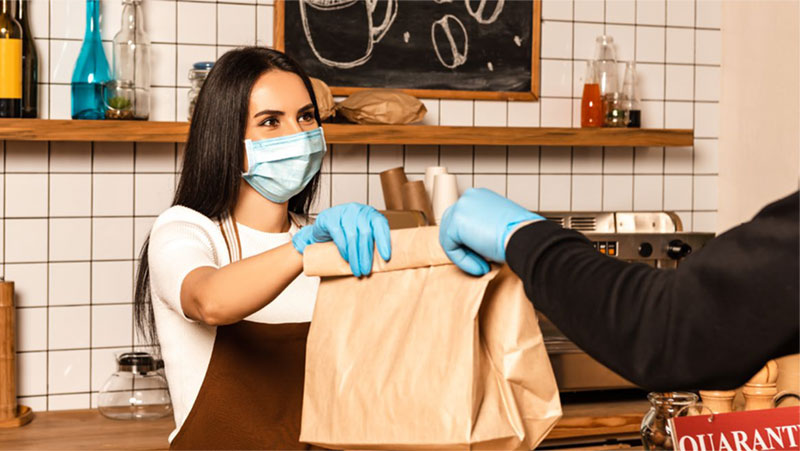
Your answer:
(506, 191), (799, 391)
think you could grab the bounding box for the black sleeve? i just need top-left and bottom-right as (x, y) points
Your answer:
(506, 191), (800, 391)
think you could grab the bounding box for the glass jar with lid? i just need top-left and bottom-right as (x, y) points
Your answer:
(98, 351), (172, 420)
(640, 392), (699, 450)
(188, 61), (214, 120)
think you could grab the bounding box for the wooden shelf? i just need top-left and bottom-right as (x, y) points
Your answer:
(0, 119), (693, 147)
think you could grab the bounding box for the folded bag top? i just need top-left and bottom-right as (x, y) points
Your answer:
(303, 226), (451, 277)
(300, 226), (562, 450)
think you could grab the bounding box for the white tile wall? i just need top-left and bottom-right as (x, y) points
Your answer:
(2, 140), (181, 412)
(606, 0), (635, 24)
(9, 0), (720, 411)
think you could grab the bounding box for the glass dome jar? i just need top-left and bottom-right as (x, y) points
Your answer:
(98, 352), (172, 420)
(640, 392), (699, 450)
(188, 61), (214, 120)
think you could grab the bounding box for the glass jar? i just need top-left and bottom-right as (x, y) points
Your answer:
(111, 0), (151, 120)
(640, 392), (699, 450)
(103, 80), (135, 120)
(188, 61), (214, 120)
(604, 92), (627, 127)
(98, 352), (172, 420)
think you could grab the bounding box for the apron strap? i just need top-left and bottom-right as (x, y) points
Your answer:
(218, 213), (242, 264)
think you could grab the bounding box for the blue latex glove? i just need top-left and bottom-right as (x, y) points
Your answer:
(439, 188), (543, 276)
(292, 203), (391, 277)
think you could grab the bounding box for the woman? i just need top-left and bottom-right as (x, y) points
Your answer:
(134, 47), (391, 449)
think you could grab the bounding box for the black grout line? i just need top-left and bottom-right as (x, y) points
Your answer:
(45, 137), (50, 409)
(661, 0), (668, 211)
(2, 139), (5, 282)
(567, 0), (574, 212)
(542, 17), (721, 31)
(691, 0), (698, 231)
(17, 301), (135, 310)
(88, 141), (94, 392)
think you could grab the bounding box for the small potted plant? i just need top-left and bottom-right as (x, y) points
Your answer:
(103, 80), (136, 120)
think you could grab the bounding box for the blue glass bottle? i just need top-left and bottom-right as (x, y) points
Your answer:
(71, 0), (110, 119)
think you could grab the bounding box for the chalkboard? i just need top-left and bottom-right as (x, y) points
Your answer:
(274, 0), (541, 100)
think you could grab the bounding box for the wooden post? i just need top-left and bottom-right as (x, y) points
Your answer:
(0, 281), (16, 421)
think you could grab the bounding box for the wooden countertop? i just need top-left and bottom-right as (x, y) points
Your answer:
(0, 409), (174, 450)
(0, 399), (648, 450)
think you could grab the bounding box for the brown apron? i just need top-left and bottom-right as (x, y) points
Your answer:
(170, 214), (314, 450)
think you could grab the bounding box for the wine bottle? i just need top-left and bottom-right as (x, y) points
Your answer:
(15, 0), (36, 118)
(0, 0), (22, 118)
(71, 0), (110, 120)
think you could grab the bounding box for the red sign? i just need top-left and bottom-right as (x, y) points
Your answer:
(670, 406), (800, 451)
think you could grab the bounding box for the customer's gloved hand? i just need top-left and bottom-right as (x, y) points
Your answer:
(439, 188), (543, 276)
(293, 203), (391, 277)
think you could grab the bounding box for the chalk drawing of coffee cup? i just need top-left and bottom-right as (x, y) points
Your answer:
(465, 0), (505, 24)
(300, 0), (398, 69)
(431, 14), (468, 69)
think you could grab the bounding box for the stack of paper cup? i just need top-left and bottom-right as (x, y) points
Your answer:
(432, 173), (459, 224)
(424, 166), (448, 200)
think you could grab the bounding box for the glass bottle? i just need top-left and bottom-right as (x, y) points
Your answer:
(594, 35), (623, 127)
(594, 35), (619, 97)
(15, 0), (36, 118)
(187, 61), (214, 121)
(110, 0), (151, 120)
(640, 392), (699, 450)
(98, 352), (172, 420)
(71, 0), (111, 120)
(622, 62), (641, 128)
(0, 0), (23, 118)
(580, 60), (603, 128)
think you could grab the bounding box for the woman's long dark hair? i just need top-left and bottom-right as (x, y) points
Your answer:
(134, 47), (323, 349)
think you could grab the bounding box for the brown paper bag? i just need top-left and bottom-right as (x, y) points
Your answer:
(310, 78), (335, 120)
(300, 226), (562, 450)
(336, 89), (427, 125)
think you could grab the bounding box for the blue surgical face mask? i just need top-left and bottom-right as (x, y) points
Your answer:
(242, 127), (327, 203)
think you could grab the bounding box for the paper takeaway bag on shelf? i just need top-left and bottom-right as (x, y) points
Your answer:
(300, 226), (562, 450)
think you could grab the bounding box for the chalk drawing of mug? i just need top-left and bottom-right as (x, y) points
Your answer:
(299, 0), (398, 69)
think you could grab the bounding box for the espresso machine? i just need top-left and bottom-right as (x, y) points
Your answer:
(382, 209), (714, 391)
(538, 211), (714, 391)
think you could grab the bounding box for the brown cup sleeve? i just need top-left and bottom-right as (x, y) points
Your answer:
(379, 167), (409, 210)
